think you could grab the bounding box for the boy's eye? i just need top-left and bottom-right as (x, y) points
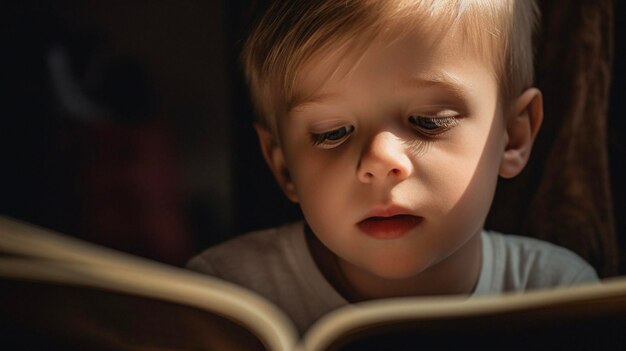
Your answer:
(310, 125), (354, 148)
(408, 115), (458, 136)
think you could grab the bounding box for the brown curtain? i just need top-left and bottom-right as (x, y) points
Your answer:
(486, 0), (618, 277)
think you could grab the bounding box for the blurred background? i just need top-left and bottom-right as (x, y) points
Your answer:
(1, 0), (301, 266)
(0, 0), (623, 270)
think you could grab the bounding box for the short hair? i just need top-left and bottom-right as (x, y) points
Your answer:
(242, 0), (540, 132)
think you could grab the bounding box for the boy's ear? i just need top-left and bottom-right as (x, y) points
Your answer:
(254, 124), (299, 202)
(499, 88), (544, 178)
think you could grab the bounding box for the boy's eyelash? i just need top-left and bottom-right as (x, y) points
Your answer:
(430, 116), (458, 128)
(309, 125), (354, 148)
(408, 115), (459, 136)
(310, 133), (328, 146)
(308, 115), (457, 148)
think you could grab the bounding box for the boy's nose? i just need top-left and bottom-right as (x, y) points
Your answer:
(357, 132), (413, 184)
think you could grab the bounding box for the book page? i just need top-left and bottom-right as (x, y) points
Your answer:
(1, 278), (266, 350)
(301, 279), (626, 351)
(0, 216), (298, 351)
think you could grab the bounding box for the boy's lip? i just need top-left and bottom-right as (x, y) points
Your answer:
(357, 206), (422, 240)
(361, 205), (415, 219)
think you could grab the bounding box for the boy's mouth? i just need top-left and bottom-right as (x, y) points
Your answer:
(357, 215), (423, 240)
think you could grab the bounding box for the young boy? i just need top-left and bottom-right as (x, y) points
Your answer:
(188, 0), (598, 333)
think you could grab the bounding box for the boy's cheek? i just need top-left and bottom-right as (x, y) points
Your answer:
(447, 169), (498, 227)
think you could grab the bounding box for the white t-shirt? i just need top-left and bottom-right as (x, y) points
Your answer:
(187, 221), (598, 333)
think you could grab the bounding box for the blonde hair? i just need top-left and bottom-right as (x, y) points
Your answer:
(242, 0), (539, 131)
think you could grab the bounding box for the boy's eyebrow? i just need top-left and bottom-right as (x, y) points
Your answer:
(401, 70), (471, 99)
(289, 70), (470, 113)
(288, 92), (338, 113)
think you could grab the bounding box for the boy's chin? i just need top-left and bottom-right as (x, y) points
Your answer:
(358, 258), (435, 281)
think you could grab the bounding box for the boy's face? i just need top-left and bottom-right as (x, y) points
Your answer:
(264, 29), (519, 285)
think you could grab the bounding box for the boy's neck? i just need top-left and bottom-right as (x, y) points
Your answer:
(305, 224), (483, 302)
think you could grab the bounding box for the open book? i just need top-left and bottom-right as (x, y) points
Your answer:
(2, 215), (626, 350)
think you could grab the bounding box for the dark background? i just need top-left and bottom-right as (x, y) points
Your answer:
(1, 1), (623, 269)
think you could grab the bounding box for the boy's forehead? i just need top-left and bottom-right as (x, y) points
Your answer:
(254, 0), (523, 127)
(287, 27), (492, 113)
